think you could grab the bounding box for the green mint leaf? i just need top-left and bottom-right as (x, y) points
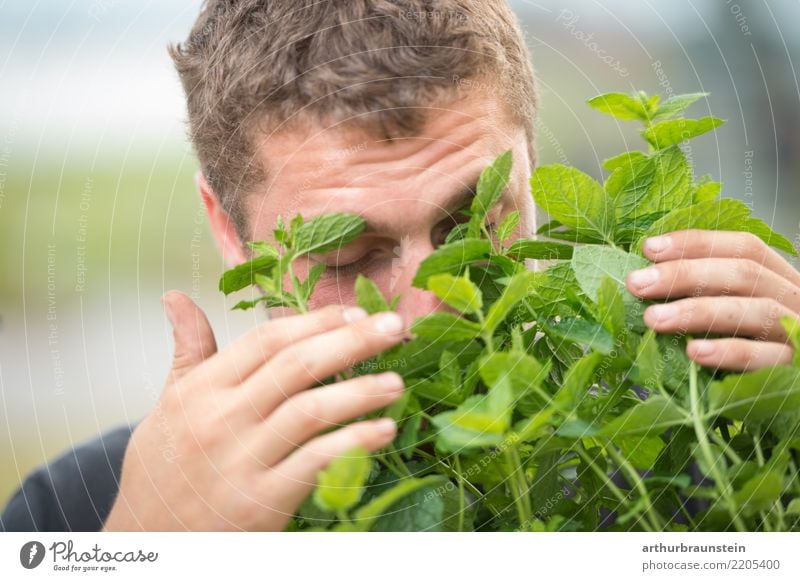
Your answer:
(536, 219), (563, 234)
(651, 92), (708, 121)
(781, 315), (800, 366)
(432, 395), (510, 452)
(506, 239), (574, 261)
(313, 446), (372, 513)
(246, 241), (279, 257)
(603, 151), (649, 172)
(412, 239), (492, 288)
(444, 222), (470, 244)
(524, 262), (581, 319)
(691, 175), (723, 203)
(483, 270), (537, 334)
(496, 210), (521, 244)
(553, 351), (603, 409)
(638, 198), (749, 247)
(530, 165), (613, 242)
(605, 146), (693, 227)
(599, 396), (688, 438)
(587, 92), (651, 121)
(742, 217), (797, 255)
(410, 378), (464, 407)
(543, 317), (616, 355)
(293, 213), (365, 256)
(616, 435), (666, 470)
(232, 296), (274, 311)
(468, 150), (513, 237)
(733, 471), (785, 516)
(615, 211), (670, 244)
(633, 329), (662, 389)
(274, 215), (289, 247)
(355, 275), (391, 314)
(438, 350), (461, 389)
(708, 366), (800, 422)
(411, 312), (483, 342)
(596, 275), (626, 339)
(369, 477), (453, 532)
(342, 476), (448, 532)
(396, 413), (423, 461)
(637, 198), (798, 256)
(572, 246), (649, 332)
(571, 246), (650, 302)
(219, 254), (279, 295)
(427, 273), (483, 315)
(299, 263), (327, 303)
(479, 351), (549, 402)
(289, 213), (305, 235)
(642, 116), (725, 150)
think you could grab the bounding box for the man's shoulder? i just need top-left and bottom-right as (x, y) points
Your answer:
(1, 423), (136, 532)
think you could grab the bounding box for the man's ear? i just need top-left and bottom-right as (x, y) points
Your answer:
(196, 171), (247, 268)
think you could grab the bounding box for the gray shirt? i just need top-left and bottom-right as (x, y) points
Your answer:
(1, 424), (134, 531)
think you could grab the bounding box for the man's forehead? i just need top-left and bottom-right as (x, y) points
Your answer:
(243, 93), (527, 238)
(256, 93), (517, 182)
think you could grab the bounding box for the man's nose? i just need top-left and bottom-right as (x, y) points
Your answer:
(389, 240), (454, 325)
(394, 285), (447, 324)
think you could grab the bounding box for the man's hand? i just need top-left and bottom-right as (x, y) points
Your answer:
(103, 291), (407, 531)
(626, 229), (800, 372)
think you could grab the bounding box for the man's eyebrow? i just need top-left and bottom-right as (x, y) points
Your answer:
(359, 179), (480, 234)
(443, 180), (480, 218)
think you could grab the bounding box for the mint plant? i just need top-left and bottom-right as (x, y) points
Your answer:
(220, 90), (800, 532)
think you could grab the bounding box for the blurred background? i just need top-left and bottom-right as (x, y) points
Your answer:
(1, 0), (799, 505)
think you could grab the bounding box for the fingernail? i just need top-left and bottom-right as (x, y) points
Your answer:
(373, 418), (397, 436)
(373, 313), (405, 334)
(645, 236), (672, 254)
(648, 304), (678, 323)
(378, 372), (404, 391)
(343, 307), (368, 323)
(690, 340), (716, 357)
(628, 268), (660, 290)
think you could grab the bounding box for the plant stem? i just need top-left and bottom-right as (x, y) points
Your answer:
(689, 361), (747, 532)
(286, 261), (307, 313)
(454, 455), (466, 532)
(605, 444), (663, 531)
(504, 447), (530, 527)
(375, 454), (407, 480)
(708, 431), (743, 465)
(510, 444), (533, 522)
(574, 443), (654, 533)
(476, 310), (495, 353)
(752, 428), (765, 467)
(413, 449), (486, 502)
(385, 447), (413, 477)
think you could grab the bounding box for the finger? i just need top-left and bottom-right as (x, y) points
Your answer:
(254, 372), (405, 465)
(687, 338), (794, 372)
(202, 305), (368, 386)
(163, 291), (218, 386)
(643, 297), (797, 342)
(642, 230), (800, 287)
(626, 258), (800, 312)
(242, 312), (407, 414)
(263, 418), (397, 518)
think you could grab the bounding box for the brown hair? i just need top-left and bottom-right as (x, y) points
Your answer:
(169, 0), (538, 238)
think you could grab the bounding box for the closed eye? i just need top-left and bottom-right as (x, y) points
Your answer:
(324, 250), (380, 276)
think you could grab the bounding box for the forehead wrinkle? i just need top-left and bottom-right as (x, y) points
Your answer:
(297, 177), (480, 238)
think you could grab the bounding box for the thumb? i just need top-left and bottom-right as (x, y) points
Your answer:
(163, 290), (217, 385)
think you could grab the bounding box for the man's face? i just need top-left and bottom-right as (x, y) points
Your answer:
(241, 93), (535, 324)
